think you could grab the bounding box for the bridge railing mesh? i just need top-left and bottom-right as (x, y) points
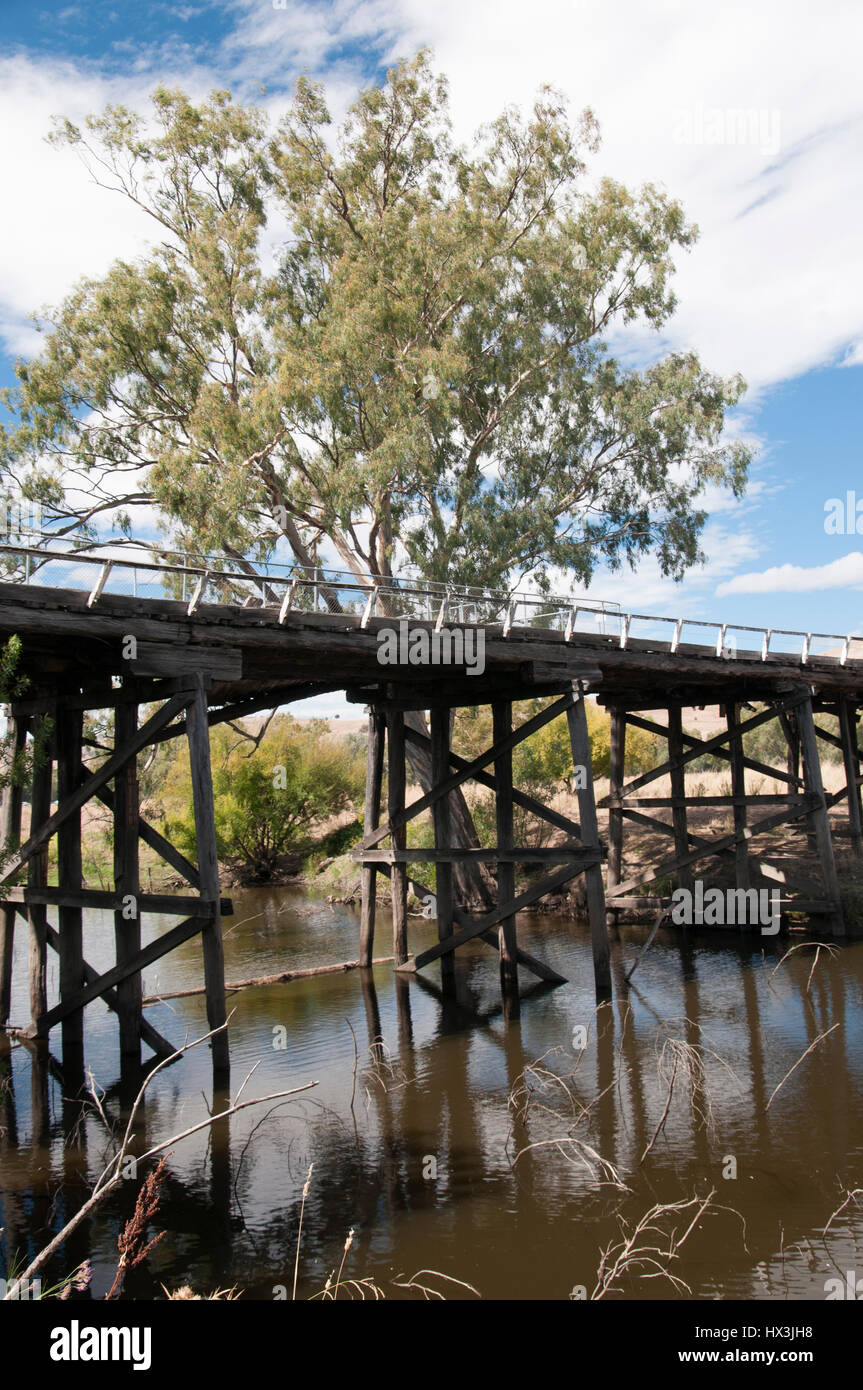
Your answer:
(1, 539), (860, 669)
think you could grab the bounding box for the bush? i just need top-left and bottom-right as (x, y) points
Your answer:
(160, 716), (365, 881)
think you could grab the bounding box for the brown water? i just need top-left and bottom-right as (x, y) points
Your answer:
(1, 889), (862, 1301)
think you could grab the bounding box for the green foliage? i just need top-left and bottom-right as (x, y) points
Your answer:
(1, 52), (750, 593)
(452, 697), (661, 793)
(160, 717), (364, 881)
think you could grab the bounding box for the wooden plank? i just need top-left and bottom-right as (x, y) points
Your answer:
(113, 693), (141, 1065)
(0, 692), (193, 885)
(27, 719), (52, 1032)
(606, 710), (625, 918)
(186, 676), (230, 1079)
(388, 709), (409, 967)
(35, 915), (208, 1034)
(567, 686), (611, 995)
(127, 640), (242, 680)
(356, 847), (601, 863)
(839, 699), (863, 859)
(726, 703), (750, 904)
(493, 702), (518, 998)
(403, 725), (582, 839)
(57, 706), (85, 1067)
(360, 693), (575, 851)
(359, 709), (384, 967)
(0, 714), (27, 1025)
(431, 707), (455, 990)
(609, 794), (810, 807)
(797, 694), (844, 936)
(1, 888), (231, 914)
(668, 706), (692, 895)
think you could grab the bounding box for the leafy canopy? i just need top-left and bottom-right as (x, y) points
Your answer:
(1, 51), (749, 593)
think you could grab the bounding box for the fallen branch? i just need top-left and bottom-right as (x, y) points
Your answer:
(143, 956), (395, 1005)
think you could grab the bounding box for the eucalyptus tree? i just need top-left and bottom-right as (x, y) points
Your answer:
(0, 51), (750, 902)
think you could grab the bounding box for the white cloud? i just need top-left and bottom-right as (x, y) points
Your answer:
(717, 552), (863, 597)
(5, 1), (862, 391)
(228, 0), (863, 391)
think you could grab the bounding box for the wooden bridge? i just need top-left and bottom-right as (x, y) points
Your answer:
(1, 539), (862, 1084)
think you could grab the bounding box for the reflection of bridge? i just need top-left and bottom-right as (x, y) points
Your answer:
(1, 539), (862, 1084)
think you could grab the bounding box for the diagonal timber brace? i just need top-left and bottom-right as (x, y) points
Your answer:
(1, 691), (193, 886)
(359, 693), (576, 852)
(32, 915), (208, 1036)
(399, 859), (600, 974)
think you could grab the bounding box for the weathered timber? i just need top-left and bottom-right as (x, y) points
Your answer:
(35, 915), (208, 1034)
(113, 693), (141, 1065)
(493, 702), (518, 1000)
(839, 699), (863, 858)
(127, 640), (242, 680)
(57, 705), (85, 1069)
(387, 709), (409, 967)
(567, 685), (611, 996)
(797, 693), (844, 935)
(668, 706), (693, 895)
(359, 693), (576, 852)
(359, 710), (385, 967)
(430, 706), (455, 991)
(186, 676), (230, 1079)
(606, 709), (625, 923)
(27, 720), (52, 1032)
(357, 847), (601, 863)
(0, 713), (27, 1025)
(1, 692), (193, 886)
(726, 703), (751, 905)
(1, 888), (232, 914)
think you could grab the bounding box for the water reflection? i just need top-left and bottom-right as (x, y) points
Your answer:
(0, 887), (862, 1301)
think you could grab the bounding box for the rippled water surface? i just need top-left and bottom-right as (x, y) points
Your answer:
(2, 888), (862, 1301)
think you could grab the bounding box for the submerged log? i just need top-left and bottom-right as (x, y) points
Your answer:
(141, 955), (396, 1005)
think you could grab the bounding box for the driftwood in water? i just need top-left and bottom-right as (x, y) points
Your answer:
(141, 955), (395, 1005)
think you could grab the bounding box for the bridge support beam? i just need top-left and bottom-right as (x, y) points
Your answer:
(2, 682), (231, 1085)
(359, 710), (384, 968)
(354, 685), (612, 1001)
(0, 713), (27, 1026)
(598, 686), (848, 936)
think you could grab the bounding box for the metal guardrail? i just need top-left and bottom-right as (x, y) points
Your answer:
(1, 538), (861, 668)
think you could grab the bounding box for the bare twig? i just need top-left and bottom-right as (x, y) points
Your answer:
(2, 1019), (317, 1299)
(765, 1023), (840, 1111)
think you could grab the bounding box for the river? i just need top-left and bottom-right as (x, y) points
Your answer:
(1, 887), (862, 1301)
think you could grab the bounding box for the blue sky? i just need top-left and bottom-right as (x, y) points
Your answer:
(0, 0), (861, 716)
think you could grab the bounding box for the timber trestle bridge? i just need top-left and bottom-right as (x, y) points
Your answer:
(1, 538), (863, 1084)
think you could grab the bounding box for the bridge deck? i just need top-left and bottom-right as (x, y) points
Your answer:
(3, 580), (863, 711)
(1, 563), (862, 1088)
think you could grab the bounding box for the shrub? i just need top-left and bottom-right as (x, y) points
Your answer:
(160, 716), (364, 881)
